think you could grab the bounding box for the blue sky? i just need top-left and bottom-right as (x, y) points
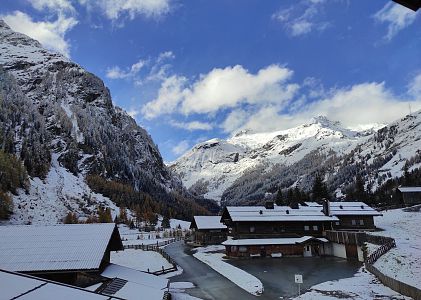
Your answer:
(1, 0), (420, 161)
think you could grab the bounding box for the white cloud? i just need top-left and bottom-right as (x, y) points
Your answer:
(2, 11), (77, 57)
(170, 120), (213, 131)
(223, 81), (421, 134)
(272, 0), (330, 37)
(408, 72), (421, 98)
(79, 0), (171, 21)
(374, 2), (418, 40)
(172, 140), (190, 155)
(142, 64), (299, 118)
(29, 0), (75, 13)
(106, 59), (147, 79)
(142, 75), (187, 119)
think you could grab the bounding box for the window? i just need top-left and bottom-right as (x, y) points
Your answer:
(359, 219), (364, 225)
(231, 246), (237, 252)
(304, 225), (310, 231)
(335, 221), (340, 226)
(351, 220), (356, 226)
(313, 225), (318, 231)
(250, 226), (255, 233)
(239, 246), (248, 253)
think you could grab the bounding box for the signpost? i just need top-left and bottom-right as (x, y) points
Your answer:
(295, 274), (303, 296)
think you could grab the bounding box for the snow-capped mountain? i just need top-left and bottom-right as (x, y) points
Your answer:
(171, 116), (369, 203)
(171, 112), (421, 205)
(0, 20), (203, 224)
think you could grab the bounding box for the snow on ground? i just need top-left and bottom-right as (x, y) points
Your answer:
(9, 153), (119, 225)
(192, 246), (263, 296)
(170, 218), (191, 229)
(368, 206), (421, 289)
(170, 282), (202, 300)
(294, 267), (410, 300)
(111, 249), (172, 273)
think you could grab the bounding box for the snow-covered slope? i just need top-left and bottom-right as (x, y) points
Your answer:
(0, 20), (190, 224)
(171, 117), (370, 203)
(172, 111), (421, 205)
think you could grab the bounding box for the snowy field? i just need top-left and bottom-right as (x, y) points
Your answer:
(368, 206), (421, 289)
(294, 267), (410, 300)
(111, 249), (173, 273)
(192, 245), (263, 296)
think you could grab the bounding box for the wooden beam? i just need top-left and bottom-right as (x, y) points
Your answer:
(393, 0), (421, 11)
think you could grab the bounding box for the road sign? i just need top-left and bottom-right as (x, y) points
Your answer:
(295, 274), (303, 284)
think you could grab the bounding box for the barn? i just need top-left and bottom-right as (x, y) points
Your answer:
(190, 216), (228, 245)
(0, 223), (123, 286)
(397, 187), (421, 206)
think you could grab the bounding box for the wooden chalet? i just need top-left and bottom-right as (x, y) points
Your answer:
(0, 223), (123, 287)
(304, 201), (382, 230)
(397, 187), (421, 206)
(190, 216), (228, 245)
(220, 202), (337, 258)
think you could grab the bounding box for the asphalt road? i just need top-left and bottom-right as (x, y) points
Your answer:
(165, 242), (360, 300)
(164, 241), (259, 300)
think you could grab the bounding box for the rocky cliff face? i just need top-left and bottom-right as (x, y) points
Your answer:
(0, 20), (200, 224)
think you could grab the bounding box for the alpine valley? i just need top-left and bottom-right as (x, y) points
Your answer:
(171, 112), (421, 205)
(0, 20), (216, 224)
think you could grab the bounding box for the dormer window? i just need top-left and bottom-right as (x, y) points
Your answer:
(361, 205), (364, 209)
(286, 210), (290, 214)
(339, 205), (343, 209)
(259, 210), (263, 215)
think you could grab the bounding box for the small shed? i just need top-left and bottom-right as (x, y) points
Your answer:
(190, 216), (228, 245)
(0, 223), (123, 286)
(397, 187), (421, 206)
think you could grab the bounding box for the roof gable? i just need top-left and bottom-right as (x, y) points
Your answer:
(0, 223), (123, 272)
(192, 216), (227, 230)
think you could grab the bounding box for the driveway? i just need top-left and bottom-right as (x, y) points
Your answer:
(165, 242), (360, 300)
(227, 256), (361, 299)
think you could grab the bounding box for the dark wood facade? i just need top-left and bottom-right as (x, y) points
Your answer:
(191, 229), (227, 245)
(225, 241), (326, 258)
(226, 220), (333, 239)
(397, 188), (421, 206)
(333, 215), (376, 231)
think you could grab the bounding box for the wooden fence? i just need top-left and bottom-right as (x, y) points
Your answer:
(123, 238), (182, 275)
(325, 230), (366, 246)
(363, 234), (421, 299)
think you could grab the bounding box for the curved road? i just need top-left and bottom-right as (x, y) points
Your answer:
(164, 241), (260, 300)
(165, 242), (360, 300)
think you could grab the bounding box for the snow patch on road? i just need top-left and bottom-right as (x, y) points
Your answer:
(193, 251), (263, 296)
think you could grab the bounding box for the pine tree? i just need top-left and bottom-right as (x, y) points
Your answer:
(312, 173), (330, 202)
(161, 215), (171, 228)
(275, 188), (285, 206)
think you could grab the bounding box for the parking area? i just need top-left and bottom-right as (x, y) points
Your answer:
(227, 256), (361, 299)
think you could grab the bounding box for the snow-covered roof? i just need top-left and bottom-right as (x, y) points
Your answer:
(398, 187), (421, 193)
(100, 264), (168, 300)
(192, 216), (227, 230)
(304, 202), (382, 216)
(0, 223), (123, 272)
(101, 264), (168, 290)
(0, 269), (121, 300)
(222, 236), (328, 246)
(224, 206), (338, 222)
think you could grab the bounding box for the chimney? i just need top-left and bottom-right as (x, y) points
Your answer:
(265, 201), (274, 209)
(322, 198), (330, 216)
